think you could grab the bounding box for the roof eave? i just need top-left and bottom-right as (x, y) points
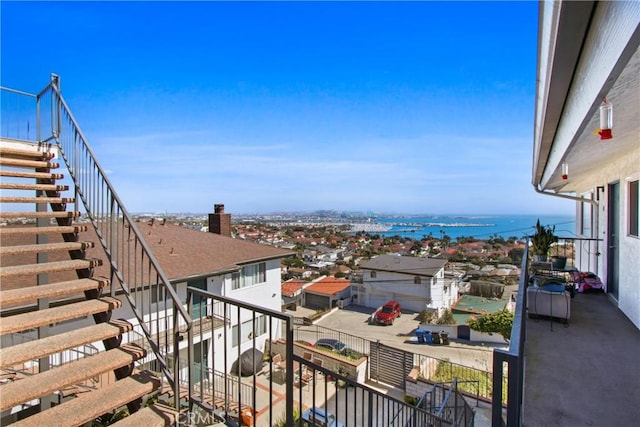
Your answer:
(533, 0), (595, 188)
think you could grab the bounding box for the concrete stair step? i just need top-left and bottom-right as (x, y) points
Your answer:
(0, 296), (121, 335)
(0, 319), (133, 369)
(0, 343), (146, 412)
(0, 210), (80, 219)
(0, 170), (64, 180)
(0, 196), (74, 204)
(0, 146), (56, 160)
(114, 402), (178, 427)
(0, 258), (102, 279)
(0, 241), (94, 256)
(0, 224), (87, 236)
(0, 182), (69, 191)
(0, 277), (109, 308)
(10, 371), (163, 427)
(0, 157), (58, 169)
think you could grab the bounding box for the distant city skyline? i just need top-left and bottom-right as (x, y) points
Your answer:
(2, 1), (574, 216)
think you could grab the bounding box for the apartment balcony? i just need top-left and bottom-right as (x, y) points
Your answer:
(492, 239), (640, 426)
(522, 291), (640, 426)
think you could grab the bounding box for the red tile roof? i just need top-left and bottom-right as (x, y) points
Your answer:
(305, 276), (350, 296)
(281, 279), (306, 297)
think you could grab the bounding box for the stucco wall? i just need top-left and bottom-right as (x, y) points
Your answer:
(361, 270), (452, 312)
(574, 150), (640, 328)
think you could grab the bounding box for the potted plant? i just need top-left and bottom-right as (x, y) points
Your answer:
(531, 219), (557, 262)
(550, 242), (568, 269)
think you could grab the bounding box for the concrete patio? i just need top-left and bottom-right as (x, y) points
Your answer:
(523, 291), (640, 426)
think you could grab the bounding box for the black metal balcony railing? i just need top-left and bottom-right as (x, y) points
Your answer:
(492, 236), (603, 426)
(411, 380), (475, 427)
(187, 287), (457, 426)
(491, 239), (529, 426)
(0, 75), (193, 410)
(296, 323), (496, 402)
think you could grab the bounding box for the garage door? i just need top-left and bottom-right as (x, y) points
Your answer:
(305, 293), (330, 310)
(400, 300), (427, 313)
(368, 295), (387, 309)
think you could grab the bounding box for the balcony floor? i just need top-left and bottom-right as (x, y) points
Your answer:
(523, 291), (640, 426)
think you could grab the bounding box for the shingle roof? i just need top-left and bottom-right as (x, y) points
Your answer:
(305, 277), (351, 296)
(124, 220), (294, 280)
(1, 221), (293, 289)
(360, 254), (446, 277)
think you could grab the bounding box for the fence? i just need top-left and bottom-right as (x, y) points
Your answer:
(491, 239), (529, 426)
(294, 323), (371, 356)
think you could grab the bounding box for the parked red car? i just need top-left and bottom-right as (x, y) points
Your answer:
(375, 300), (402, 325)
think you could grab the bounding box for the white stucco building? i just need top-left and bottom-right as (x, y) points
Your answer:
(355, 254), (459, 314)
(533, 0), (639, 328)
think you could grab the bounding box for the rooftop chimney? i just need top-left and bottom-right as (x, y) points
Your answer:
(209, 203), (231, 237)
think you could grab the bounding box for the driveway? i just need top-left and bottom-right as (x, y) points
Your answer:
(311, 305), (496, 372)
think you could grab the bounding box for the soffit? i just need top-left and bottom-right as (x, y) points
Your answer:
(534, 1), (640, 192)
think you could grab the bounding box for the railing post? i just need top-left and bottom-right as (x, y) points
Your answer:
(50, 74), (60, 138)
(109, 197), (116, 296)
(173, 304), (181, 413)
(187, 290), (195, 415)
(285, 314), (294, 427)
(368, 391), (373, 426)
(491, 352), (503, 426)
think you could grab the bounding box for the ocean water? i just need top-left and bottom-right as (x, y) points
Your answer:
(373, 214), (575, 241)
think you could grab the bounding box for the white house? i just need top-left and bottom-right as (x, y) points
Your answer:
(6, 206), (294, 377)
(533, 1), (639, 328)
(355, 254), (458, 314)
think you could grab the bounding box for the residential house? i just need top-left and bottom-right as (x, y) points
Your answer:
(302, 276), (351, 310)
(355, 254), (458, 314)
(330, 264), (351, 277)
(281, 278), (306, 310)
(116, 209), (295, 374)
(2, 204), (293, 378)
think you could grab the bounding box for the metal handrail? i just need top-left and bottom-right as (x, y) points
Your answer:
(414, 353), (494, 401)
(2, 75), (193, 409)
(491, 238), (530, 426)
(187, 287), (295, 425)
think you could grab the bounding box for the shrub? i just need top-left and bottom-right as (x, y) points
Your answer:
(467, 309), (514, 340)
(404, 395), (419, 405)
(436, 309), (456, 325)
(418, 309), (436, 324)
(273, 406), (300, 427)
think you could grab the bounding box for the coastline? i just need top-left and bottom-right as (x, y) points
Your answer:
(366, 214), (575, 240)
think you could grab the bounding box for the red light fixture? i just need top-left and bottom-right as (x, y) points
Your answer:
(561, 162), (569, 180)
(597, 99), (613, 140)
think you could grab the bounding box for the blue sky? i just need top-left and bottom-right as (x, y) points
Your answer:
(1, 1), (574, 215)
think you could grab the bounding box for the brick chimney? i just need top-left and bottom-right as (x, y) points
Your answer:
(208, 204), (231, 237)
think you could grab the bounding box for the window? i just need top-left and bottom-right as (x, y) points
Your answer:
(151, 284), (164, 304)
(370, 271), (376, 279)
(231, 262), (266, 290)
(232, 316), (267, 347)
(414, 276), (421, 284)
(231, 272), (240, 289)
(580, 194), (593, 237)
(630, 180), (639, 237)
